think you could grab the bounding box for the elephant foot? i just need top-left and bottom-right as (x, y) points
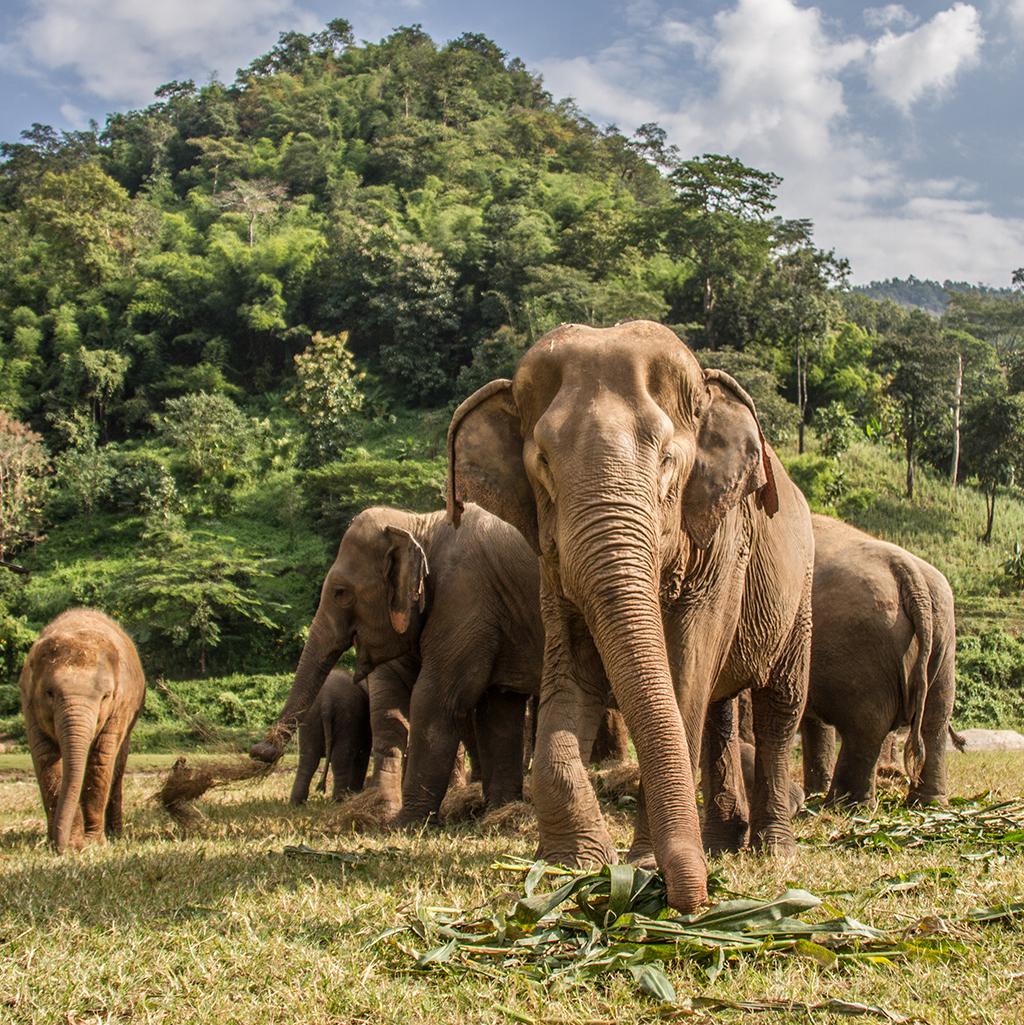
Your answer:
(906, 789), (947, 808)
(750, 823), (796, 854)
(391, 806), (442, 831)
(536, 832), (617, 869)
(334, 787), (403, 831)
(824, 789), (874, 811)
(702, 816), (750, 855)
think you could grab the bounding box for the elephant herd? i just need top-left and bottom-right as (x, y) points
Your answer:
(17, 322), (958, 913)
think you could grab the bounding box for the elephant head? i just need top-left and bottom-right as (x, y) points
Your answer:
(447, 320), (777, 911)
(251, 508), (428, 762)
(28, 632), (120, 852)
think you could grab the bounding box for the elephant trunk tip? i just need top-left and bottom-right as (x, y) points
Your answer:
(250, 723), (291, 763)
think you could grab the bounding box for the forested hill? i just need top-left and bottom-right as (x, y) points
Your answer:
(2, 20), (1023, 716)
(854, 277), (1016, 315)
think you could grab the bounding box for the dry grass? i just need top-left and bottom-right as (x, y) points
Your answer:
(0, 752), (1022, 1024)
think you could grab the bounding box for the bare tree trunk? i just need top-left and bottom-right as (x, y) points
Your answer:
(796, 347), (806, 454)
(906, 430), (915, 500)
(983, 490), (995, 544)
(950, 351), (962, 486)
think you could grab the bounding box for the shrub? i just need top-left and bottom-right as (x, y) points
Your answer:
(954, 629), (1024, 728)
(0, 413), (50, 559)
(815, 401), (858, 458)
(288, 330), (365, 467)
(302, 456), (446, 537)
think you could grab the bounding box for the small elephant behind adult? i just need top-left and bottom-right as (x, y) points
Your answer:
(252, 504), (544, 826)
(290, 668), (371, 805)
(801, 515), (956, 807)
(20, 608), (146, 852)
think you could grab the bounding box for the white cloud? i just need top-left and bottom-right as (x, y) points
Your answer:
(59, 102), (88, 128)
(863, 5), (918, 30)
(1007, 0), (1024, 33)
(2, 0), (317, 104)
(536, 0), (1021, 284)
(867, 4), (983, 113)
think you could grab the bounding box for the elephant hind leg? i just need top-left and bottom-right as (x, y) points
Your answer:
(826, 725), (885, 807)
(474, 688), (527, 810)
(907, 650), (955, 807)
(800, 714), (836, 796)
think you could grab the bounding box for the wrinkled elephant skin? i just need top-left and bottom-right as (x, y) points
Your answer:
(447, 321), (814, 913)
(253, 505), (544, 824)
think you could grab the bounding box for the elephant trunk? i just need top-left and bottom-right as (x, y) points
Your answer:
(251, 613), (341, 763)
(563, 501), (708, 912)
(53, 703), (98, 853)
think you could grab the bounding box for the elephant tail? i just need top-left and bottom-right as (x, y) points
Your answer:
(895, 559), (934, 785)
(316, 713), (332, 795)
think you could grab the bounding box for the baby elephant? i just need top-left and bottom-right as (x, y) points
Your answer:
(290, 668), (371, 805)
(20, 608), (146, 852)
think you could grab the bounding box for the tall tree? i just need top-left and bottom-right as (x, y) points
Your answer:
(874, 310), (957, 499)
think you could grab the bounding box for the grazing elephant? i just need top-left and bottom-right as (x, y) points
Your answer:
(251, 504), (544, 823)
(448, 320), (814, 912)
(19, 608), (146, 852)
(801, 515), (957, 807)
(290, 668), (371, 805)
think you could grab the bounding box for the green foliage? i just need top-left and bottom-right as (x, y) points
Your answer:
(0, 413), (50, 559)
(288, 330), (365, 466)
(116, 511), (286, 675)
(154, 392), (265, 511)
(954, 629), (1024, 727)
(50, 435), (116, 516)
(1005, 542), (1024, 594)
(815, 401), (858, 458)
(302, 456), (446, 537)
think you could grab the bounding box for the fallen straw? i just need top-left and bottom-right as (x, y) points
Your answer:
(154, 755), (275, 827)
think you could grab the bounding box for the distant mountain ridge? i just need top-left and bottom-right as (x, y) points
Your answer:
(854, 276), (1015, 314)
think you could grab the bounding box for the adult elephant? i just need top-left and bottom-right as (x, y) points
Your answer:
(448, 320), (814, 913)
(801, 515), (957, 806)
(251, 505), (544, 823)
(289, 668), (371, 805)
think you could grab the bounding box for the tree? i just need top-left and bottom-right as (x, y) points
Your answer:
(874, 311), (957, 499)
(118, 510), (282, 674)
(664, 154), (781, 339)
(0, 307), (42, 414)
(214, 178), (289, 246)
(288, 331), (365, 466)
(961, 387), (1024, 542)
(154, 392), (262, 509)
(21, 162), (137, 285)
(0, 413), (49, 562)
(758, 245), (847, 453)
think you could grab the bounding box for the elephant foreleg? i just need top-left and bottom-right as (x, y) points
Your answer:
(82, 727), (121, 844)
(290, 726), (322, 805)
(749, 617), (810, 851)
(366, 662), (412, 820)
(701, 698), (750, 853)
(105, 736), (131, 838)
(27, 723), (62, 842)
(394, 665), (465, 827)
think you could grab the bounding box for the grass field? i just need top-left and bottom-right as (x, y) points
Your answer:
(1, 752), (1022, 1025)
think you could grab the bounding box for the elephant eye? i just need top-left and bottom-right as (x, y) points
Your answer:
(537, 452), (549, 468)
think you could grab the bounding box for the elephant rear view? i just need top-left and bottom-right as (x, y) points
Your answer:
(802, 515), (956, 806)
(19, 608), (146, 852)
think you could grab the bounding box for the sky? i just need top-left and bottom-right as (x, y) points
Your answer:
(0, 0), (1022, 286)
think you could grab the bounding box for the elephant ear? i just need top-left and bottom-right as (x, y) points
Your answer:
(447, 379), (539, 551)
(683, 369), (779, 549)
(383, 526), (429, 634)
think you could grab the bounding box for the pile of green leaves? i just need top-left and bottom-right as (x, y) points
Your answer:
(806, 794), (1024, 851)
(376, 860), (987, 1006)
